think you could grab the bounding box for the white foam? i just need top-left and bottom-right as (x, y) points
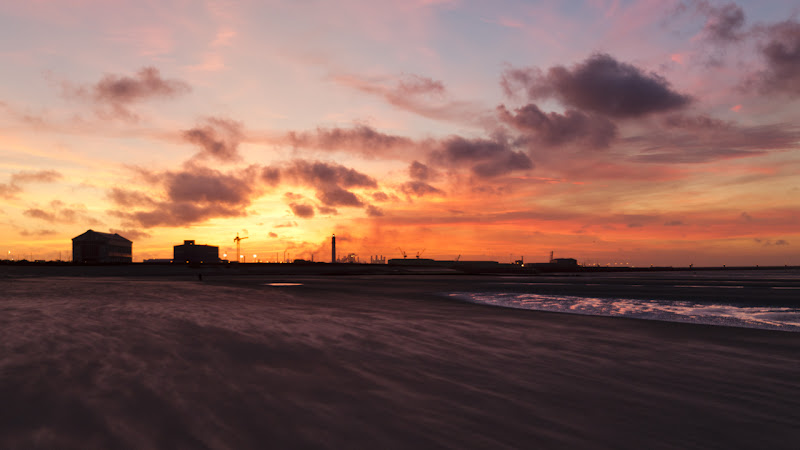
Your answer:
(452, 292), (800, 332)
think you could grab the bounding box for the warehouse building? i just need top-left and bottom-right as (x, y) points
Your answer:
(174, 240), (220, 264)
(72, 230), (132, 263)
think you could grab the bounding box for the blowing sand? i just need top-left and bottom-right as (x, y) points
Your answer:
(1, 273), (798, 449)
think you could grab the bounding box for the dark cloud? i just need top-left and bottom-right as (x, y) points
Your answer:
(285, 160), (377, 189)
(371, 192), (390, 202)
(107, 188), (157, 208)
(24, 201), (98, 226)
(1, 170), (62, 199)
(93, 67), (189, 103)
(64, 67), (190, 120)
(23, 208), (56, 222)
(316, 186), (363, 207)
(318, 206), (338, 215)
(743, 21), (800, 96)
(502, 54), (691, 117)
(286, 125), (414, 158)
(409, 160), (437, 181)
(430, 136), (533, 178)
(628, 114), (800, 163)
(366, 205), (384, 217)
(755, 238), (790, 247)
(472, 151), (534, 178)
(700, 1), (746, 42)
(184, 118), (244, 162)
(497, 104), (617, 148)
(111, 158), (381, 227)
(110, 166), (255, 228)
(289, 202), (315, 218)
(121, 203), (244, 228)
(165, 167), (253, 205)
(261, 167), (281, 185)
(400, 181), (444, 197)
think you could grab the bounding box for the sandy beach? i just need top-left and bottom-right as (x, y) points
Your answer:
(1, 272), (799, 449)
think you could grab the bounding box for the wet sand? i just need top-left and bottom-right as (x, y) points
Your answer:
(1, 273), (799, 449)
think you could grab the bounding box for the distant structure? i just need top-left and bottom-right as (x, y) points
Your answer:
(551, 258), (578, 268)
(370, 255), (386, 264)
(233, 233), (248, 262)
(72, 230), (132, 263)
(174, 240), (220, 264)
(331, 234), (336, 263)
(338, 253), (359, 263)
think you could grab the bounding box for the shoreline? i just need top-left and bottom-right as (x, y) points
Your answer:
(1, 274), (799, 448)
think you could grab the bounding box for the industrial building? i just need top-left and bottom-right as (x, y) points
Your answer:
(174, 240), (220, 264)
(72, 230), (132, 263)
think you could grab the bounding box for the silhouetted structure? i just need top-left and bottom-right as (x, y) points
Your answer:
(331, 234), (336, 263)
(72, 230), (132, 263)
(551, 258), (578, 267)
(174, 240), (219, 264)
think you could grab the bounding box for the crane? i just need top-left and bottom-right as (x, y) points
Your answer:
(397, 247), (407, 259)
(234, 233), (248, 262)
(416, 248), (425, 259)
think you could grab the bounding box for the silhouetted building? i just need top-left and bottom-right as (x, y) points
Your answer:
(72, 230), (132, 263)
(551, 258), (578, 267)
(387, 258), (440, 266)
(174, 240), (219, 264)
(331, 234), (336, 263)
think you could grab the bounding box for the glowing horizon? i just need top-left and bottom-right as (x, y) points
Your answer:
(1, 0), (798, 267)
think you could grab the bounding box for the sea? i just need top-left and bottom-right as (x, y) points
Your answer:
(450, 269), (800, 332)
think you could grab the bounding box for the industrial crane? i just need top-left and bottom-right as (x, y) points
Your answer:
(416, 249), (426, 259)
(397, 247), (407, 259)
(234, 233), (248, 262)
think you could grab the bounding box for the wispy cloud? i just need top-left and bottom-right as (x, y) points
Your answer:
(184, 117), (244, 162)
(61, 67), (191, 121)
(743, 20), (800, 96)
(0, 170), (62, 199)
(332, 73), (492, 126)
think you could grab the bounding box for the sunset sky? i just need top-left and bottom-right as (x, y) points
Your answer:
(1, 0), (798, 266)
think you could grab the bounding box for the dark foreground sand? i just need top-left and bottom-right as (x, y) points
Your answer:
(1, 274), (798, 449)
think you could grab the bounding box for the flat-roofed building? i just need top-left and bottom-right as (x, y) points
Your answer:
(72, 230), (132, 263)
(174, 240), (220, 264)
(551, 258), (579, 267)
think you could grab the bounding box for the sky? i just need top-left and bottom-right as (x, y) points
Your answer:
(1, 0), (798, 266)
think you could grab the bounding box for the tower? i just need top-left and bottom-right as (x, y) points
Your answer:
(331, 234), (336, 263)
